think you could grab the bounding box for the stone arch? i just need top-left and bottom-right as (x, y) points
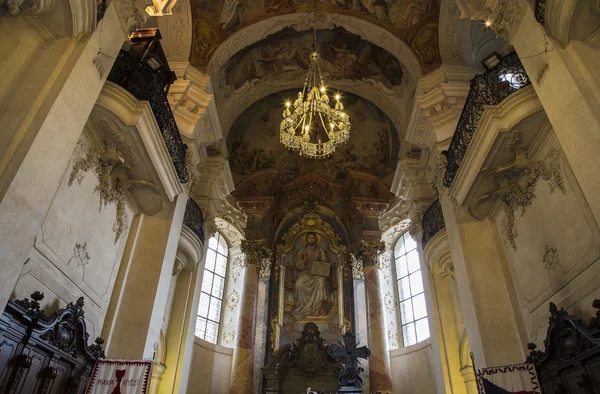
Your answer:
(220, 79), (408, 143)
(206, 13), (423, 84)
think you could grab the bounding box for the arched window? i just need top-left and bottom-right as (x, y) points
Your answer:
(394, 231), (429, 346)
(195, 232), (228, 344)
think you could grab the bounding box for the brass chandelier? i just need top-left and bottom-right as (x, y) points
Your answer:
(279, 1), (350, 158)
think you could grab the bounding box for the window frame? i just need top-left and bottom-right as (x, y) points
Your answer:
(195, 231), (230, 344)
(392, 231), (430, 348)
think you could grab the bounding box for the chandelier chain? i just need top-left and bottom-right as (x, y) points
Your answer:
(312, 0), (317, 52)
(279, 0), (351, 159)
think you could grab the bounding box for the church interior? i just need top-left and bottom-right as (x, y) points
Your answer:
(1, 0), (600, 393)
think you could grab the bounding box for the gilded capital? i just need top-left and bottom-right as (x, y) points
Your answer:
(241, 239), (272, 269)
(359, 241), (385, 268)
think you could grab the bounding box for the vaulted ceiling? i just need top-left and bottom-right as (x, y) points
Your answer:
(189, 0), (441, 73)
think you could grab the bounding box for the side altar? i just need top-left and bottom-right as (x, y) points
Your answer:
(262, 323), (370, 394)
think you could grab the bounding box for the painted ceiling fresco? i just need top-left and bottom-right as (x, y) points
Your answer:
(190, 0), (441, 72)
(222, 27), (404, 92)
(226, 89), (400, 186)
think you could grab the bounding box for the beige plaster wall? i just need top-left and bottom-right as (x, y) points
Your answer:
(10, 133), (133, 343)
(188, 338), (234, 394)
(390, 339), (438, 394)
(493, 130), (600, 346)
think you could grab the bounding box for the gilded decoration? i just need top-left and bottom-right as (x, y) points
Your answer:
(273, 211), (347, 350)
(241, 239), (272, 266)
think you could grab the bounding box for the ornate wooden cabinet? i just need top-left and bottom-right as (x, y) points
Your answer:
(0, 292), (104, 394)
(527, 300), (600, 394)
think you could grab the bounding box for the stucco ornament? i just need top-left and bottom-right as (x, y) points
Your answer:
(487, 0), (527, 41)
(470, 134), (566, 250)
(230, 255), (244, 283)
(350, 253), (364, 280)
(215, 217), (244, 246)
(68, 242), (91, 268)
(427, 153), (448, 193)
(408, 211), (424, 241)
(225, 290), (240, 311)
(260, 254), (272, 278)
(117, 0), (148, 34)
(384, 291), (395, 314)
(68, 131), (150, 244)
(542, 245), (560, 271)
(388, 330), (399, 348)
(222, 318), (235, 345)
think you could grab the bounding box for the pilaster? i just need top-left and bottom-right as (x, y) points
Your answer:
(439, 195), (525, 367)
(102, 193), (188, 359)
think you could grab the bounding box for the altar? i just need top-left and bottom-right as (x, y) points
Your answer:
(262, 323), (369, 394)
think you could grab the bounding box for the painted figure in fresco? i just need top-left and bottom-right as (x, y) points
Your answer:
(291, 232), (332, 320)
(358, 0), (389, 21)
(219, 0), (242, 30)
(229, 135), (275, 175)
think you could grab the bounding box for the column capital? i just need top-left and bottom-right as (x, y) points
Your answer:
(241, 239), (272, 269)
(359, 241), (385, 268)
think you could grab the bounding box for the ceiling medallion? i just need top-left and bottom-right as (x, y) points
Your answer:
(279, 1), (350, 159)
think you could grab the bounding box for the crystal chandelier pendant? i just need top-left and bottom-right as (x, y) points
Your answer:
(279, 5), (350, 159)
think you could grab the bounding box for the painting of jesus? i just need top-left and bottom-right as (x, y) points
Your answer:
(291, 232), (333, 320)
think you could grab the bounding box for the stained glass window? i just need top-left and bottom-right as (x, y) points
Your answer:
(394, 232), (429, 346)
(195, 232), (229, 344)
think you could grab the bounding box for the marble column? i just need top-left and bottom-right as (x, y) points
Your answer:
(361, 241), (393, 393)
(230, 240), (271, 394)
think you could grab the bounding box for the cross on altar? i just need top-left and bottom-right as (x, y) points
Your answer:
(328, 331), (371, 391)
